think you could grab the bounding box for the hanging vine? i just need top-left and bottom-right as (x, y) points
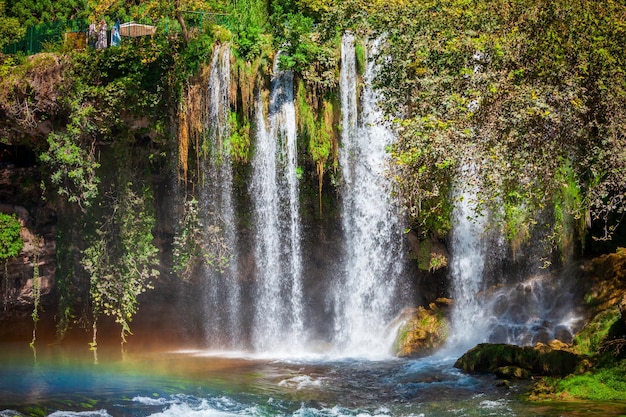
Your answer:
(30, 236), (41, 348)
(82, 181), (160, 349)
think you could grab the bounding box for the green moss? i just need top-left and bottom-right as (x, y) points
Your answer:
(502, 196), (533, 256)
(574, 306), (621, 356)
(553, 158), (585, 256)
(22, 406), (47, 417)
(211, 25), (233, 43)
(395, 307), (450, 358)
(296, 79), (317, 141)
(557, 362), (626, 400)
(355, 40), (366, 76)
(228, 111), (251, 163)
(295, 80), (336, 214)
(416, 238), (432, 271)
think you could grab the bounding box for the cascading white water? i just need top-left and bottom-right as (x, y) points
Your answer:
(250, 54), (305, 353)
(194, 39), (581, 358)
(446, 165), (582, 352)
(445, 167), (489, 353)
(333, 33), (409, 357)
(200, 43), (243, 348)
(485, 272), (582, 345)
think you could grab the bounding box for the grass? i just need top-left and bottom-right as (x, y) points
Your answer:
(557, 363), (626, 401)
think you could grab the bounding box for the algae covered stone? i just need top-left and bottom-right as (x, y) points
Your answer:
(394, 303), (450, 358)
(454, 343), (579, 378)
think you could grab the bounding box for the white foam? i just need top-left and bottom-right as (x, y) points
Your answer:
(293, 404), (425, 417)
(47, 411), (112, 417)
(132, 396), (169, 406)
(479, 398), (512, 414)
(0, 411), (22, 417)
(145, 402), (238, 417)
(277, 375), (324, 390)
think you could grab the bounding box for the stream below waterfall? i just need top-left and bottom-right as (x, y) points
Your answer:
(1, 342), (625, 417)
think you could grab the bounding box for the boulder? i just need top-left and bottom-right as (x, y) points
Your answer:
(454, 343), (579, 378)
(394, 303), (450, 358)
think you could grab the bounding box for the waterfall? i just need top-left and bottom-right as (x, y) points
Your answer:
(446, 164), (582, 352)
(446, 168), (489, 353)
(250, 54), (305, 353)
(200, 43), (243, 349)
(333, 33), (409, 357)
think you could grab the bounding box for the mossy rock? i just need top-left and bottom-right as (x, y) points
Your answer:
(535, 348), (581, 376)
(584, 247), (626, 313)
(407, 232), (449, 272)
(574, 306), (621, 356)
(495, 366), (531, 379)
(454, 343), (579, 378)
(394, 306), (450, 358)
(575, 248), (626, 357)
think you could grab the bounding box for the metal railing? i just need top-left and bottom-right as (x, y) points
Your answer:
(2, 12), (232, 55)
(3, 19), (89, 55)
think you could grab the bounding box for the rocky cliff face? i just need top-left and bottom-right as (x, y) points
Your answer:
(0, 162), (56, 317)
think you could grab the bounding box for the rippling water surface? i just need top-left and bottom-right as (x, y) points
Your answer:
(1, 343), (624, 417)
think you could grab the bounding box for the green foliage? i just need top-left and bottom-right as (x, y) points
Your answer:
(295, 80), (336, 213)
(82, 181), (159, 346)
(275, 12), (316, 71)
(172, 197), (230, 280)
(229, 0), (268, 61)
(372, 0), (626, 245)
(7, 0), (88, 26)
(500, 196), (534, 257)
(0, 1), (26, 49)
(390, 115), (456, 238)
(180, 31), (216, 78)
(228, 111), (251, 163)
(37, 37), (176, 210)
(172, 198), (203, 279)
(269, 0), (340, 90)
(40, 125), (100, 211)
(71, 40), (172, 121)
(295, 80), (335, 171)
(309, 100), (332, 166)
(553, 159), (586, 255)
(296, 79), (317, 145)
(0, 212), (23, 311)
(0, 213), (23, 261)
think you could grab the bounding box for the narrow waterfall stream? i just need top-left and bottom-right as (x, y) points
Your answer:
(332, 34), (411, 357)
(250, 54), (305, 353)
(200, 43), (243, 349)
(445, 166), (489, 353)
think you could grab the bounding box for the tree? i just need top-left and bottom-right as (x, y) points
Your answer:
(8, 0), (87, 25)
(0, 1), (26, 49)
(370, 0), (626, 249)
(0, 213), (24, 311)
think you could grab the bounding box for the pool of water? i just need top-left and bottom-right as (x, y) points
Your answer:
(1, 342), (625, 417)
